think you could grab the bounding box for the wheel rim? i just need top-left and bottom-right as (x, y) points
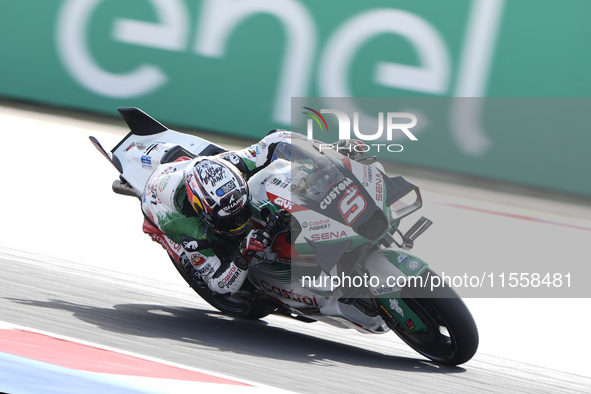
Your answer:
(392, 298), (457, 361)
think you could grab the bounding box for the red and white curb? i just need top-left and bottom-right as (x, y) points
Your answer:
(0, 321), (295, 393)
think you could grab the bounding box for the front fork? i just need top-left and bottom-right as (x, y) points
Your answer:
(364, 248), (430, 333)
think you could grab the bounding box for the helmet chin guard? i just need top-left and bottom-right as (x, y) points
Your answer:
(185, 157), (251, 236)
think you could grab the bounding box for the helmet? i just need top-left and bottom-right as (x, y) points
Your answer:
(185, 157), (251, 236)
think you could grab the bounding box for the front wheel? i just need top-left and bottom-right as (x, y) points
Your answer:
(383, 269), (479, 365)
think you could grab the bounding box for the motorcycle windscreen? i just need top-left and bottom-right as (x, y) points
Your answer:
(287, 137), (379, 300)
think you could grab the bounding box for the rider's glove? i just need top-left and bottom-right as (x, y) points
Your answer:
(240, 229), (271, 259)
(265, 209), (291, 236)
(335, 139), (367, 161)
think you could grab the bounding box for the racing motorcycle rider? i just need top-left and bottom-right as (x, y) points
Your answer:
(141, 130), (366, 296)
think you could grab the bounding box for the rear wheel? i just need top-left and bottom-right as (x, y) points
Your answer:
(168, 255), (274, 319)
(193, 281), (275, 319)
(383, 269), (479, 365)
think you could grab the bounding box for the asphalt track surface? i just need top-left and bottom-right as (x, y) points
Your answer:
(1, 103), (591, 393)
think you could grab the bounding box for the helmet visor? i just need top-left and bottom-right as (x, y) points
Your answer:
(213, 204), (252, 236)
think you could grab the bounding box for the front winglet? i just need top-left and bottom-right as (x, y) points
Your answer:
(89, 136), (122, 173)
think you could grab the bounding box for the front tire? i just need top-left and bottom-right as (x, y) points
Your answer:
(384, 269), (479, 365)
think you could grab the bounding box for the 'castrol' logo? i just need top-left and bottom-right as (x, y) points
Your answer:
(217, 266), (240, 289)
(261, 280), (319, 307)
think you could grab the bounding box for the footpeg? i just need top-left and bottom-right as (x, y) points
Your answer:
(112, 179), (141, 198)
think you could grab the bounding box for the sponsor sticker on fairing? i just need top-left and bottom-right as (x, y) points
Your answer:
(274, 196), (292, 211)
(319, 177), (353, 209)
(141, 155), (152, 168)
(389, 299), (405, 317)
(308, 219), (330, 231)
(260, 280), (319, 307)
(406, 260), (421, 271)
(310, 230), (348, 241)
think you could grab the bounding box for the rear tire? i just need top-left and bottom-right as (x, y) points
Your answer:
(192, 282), (274, 319)
(168, 256), (274, 319)
(384, 269), (479, 365)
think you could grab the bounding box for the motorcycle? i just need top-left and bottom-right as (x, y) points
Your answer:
(90, 107), (479, 365)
